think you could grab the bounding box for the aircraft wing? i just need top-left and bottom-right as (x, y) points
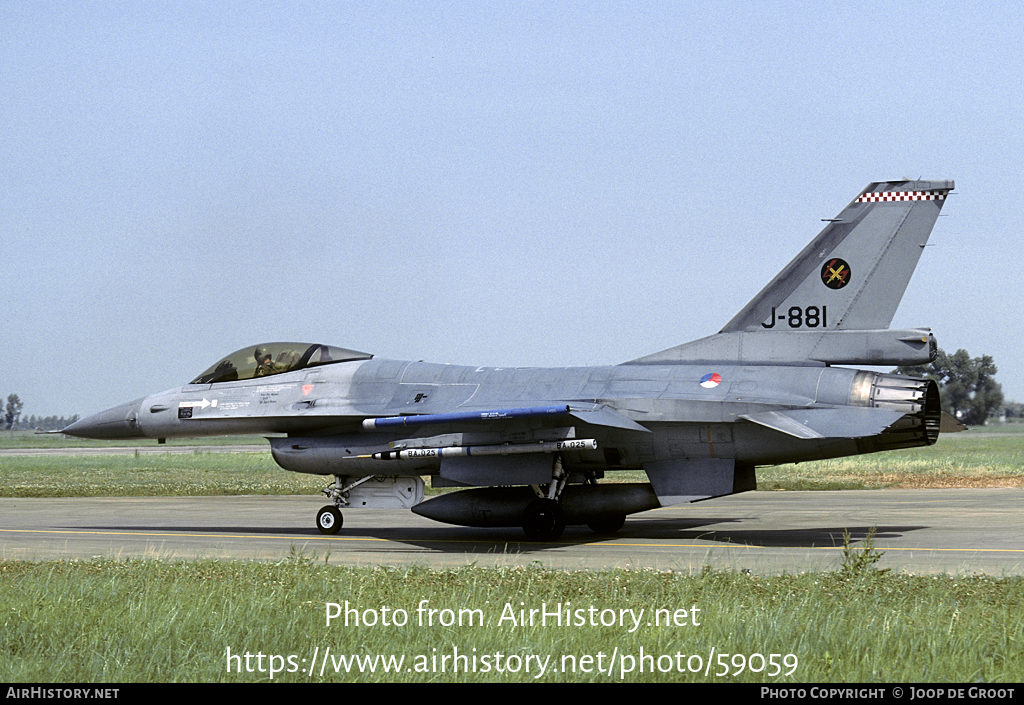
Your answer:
(361, 402), (650, 433)
(270, 400), (650, 481)
(567, 405), (651, 433)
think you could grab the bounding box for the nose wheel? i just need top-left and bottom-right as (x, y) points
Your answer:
(316, 505), (343, 534)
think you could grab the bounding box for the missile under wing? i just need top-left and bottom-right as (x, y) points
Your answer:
(64, 180), (954, 540)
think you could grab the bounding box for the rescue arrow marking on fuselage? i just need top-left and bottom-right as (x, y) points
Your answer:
(178, 398), (217, 410)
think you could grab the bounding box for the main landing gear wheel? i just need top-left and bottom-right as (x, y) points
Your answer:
(587, 513), (626, 535)
(522, 498), (566, 542)
(316, 505), (343, 535)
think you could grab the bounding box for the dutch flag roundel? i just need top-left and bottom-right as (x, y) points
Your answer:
(700, 372), (722, 389)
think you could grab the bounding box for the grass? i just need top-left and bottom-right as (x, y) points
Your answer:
(2, 559), (1022, 683)
(0, 453), (324, 497)
(2, 429), (1022, 683)
(759, 432), (1024, 491)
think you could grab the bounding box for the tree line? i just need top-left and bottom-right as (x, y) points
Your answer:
(894, 348), (1008, 426)
(2, 393), (80, 431)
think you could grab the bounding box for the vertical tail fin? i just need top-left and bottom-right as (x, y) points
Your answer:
(628, 179), (954, 366)
(722, 180), (953, 332)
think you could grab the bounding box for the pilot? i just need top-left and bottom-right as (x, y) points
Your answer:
(253, 347), (283, 377)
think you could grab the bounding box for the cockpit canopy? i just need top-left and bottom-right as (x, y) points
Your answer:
(190, 343), (373, 384)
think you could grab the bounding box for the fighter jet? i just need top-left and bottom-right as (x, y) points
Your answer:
(64, 179), (953, 540)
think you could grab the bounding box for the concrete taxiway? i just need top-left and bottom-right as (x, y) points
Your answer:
(2, 489), (1022, 574)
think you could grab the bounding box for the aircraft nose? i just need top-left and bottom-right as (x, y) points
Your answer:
(62, 398), (146, 440)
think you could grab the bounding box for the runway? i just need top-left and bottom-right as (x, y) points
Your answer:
(2, 488), (1022, 574)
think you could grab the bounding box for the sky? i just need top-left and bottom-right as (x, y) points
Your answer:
(3, 1), (1022, 418)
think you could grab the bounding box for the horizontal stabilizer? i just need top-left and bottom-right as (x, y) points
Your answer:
(628, 328), (937, 366)
(740, 407), (906, 440)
